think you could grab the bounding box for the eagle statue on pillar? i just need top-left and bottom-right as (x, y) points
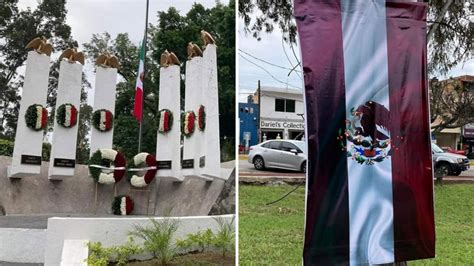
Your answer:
(26, 37), (53, 56)
(160, 50), (180, 67)
(59, 48), (85, 65)
(95, 53), (120, 69)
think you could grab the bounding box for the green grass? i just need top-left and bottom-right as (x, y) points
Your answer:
(239, 184), (474, 265)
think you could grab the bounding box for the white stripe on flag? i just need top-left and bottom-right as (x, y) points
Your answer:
(341, 0), (395, 264)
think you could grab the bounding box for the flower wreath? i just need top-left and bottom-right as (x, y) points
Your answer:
(56, 103), (78, 128)
(88, 149), (126, 184)
(157, 109), (173, 134)
(25, 104), (48, 131)
(198, 105), (206, 131)
(112, 195), (133, 215)
(127, 152), (157, 188)
(182, 111), (196, 137)
(92, 109), (113, 132)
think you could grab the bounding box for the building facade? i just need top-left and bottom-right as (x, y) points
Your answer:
(239, 102), (259, 149)
(239, 86), (304, 148)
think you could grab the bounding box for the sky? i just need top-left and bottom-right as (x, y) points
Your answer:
(238, 16), (474, 103)
(238, 21), (304, 102)
(17, 0), (230, 105)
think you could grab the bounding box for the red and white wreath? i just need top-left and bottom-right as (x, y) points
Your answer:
(92, 109), (113, 132)
(182, 111), (196, 137)
(158, 109), (173, 134)
(112, 195), (133, 215)
(128, 152), (157, 188)
(198, 105), (206, 131)
(25, 104), (48, 131)
(56, 103), (78, 128)
(88, 149), (126, 184)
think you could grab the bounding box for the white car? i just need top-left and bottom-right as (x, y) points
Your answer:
(248, 140), (307, 172)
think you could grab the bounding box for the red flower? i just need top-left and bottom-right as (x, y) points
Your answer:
(70, 105), (77, 126)
(163, 111), (169, 132)
(144, 154), (157, 184)
(187, 112), (195, 134)
(41, 107), (48, 129)
(125, 196), (133, 215)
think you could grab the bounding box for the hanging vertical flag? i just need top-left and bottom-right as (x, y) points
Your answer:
(295, 0), (435, 265)
(133, 41), (145, 122)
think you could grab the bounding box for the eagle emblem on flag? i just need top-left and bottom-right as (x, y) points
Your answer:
(340, 101), (392, 165)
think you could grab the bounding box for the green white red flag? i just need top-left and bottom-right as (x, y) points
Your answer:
(133, 41), (145, 122)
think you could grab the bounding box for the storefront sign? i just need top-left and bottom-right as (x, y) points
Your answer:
(260, 120), (304, 130)
(464, 123), (474, 139)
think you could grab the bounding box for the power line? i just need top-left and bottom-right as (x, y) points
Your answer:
(239, 53), (301, 90)
(238, 49), (302, 73)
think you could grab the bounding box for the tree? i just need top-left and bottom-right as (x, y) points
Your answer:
(83, 1), (235, 160)
(0, 0), (92, 164)
(239, 0), (473, 76)
(0, 0), (77, 138)
(430, 77), (474, 133)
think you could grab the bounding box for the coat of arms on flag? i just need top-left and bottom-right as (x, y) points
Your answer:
(295, 0), (435, 265)
(339, 101), (392, 165)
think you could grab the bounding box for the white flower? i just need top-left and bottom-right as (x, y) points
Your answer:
(100, 149), (117, 161)
(100, 110), (106, 131)
(120, 197), (127, 215)
(184, 113), (189, 134)
(35, 105), (42, 129)
(131, 175), (147, 187)
(64, 105), (71, 127)
(159, 111), (165, 132)
(134, 152), (149, 165)
(98, 173), (115, 184)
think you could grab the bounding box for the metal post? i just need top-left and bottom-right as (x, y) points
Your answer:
(257, 80), (261, 143)
(138, 0), (149, 153)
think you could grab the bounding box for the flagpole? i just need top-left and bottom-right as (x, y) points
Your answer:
(138, 0), (149, 153)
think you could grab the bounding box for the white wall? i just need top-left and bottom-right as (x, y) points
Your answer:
(44, 215), (235, 265)
(260, 92), (304, 120)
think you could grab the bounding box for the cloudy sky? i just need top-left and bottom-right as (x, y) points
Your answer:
(238, 21), (303, 102)
(238, 16), (474, 102)
(17, 0), (229, 104)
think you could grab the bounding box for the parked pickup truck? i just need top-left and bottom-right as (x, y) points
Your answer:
(432, 143), (470, 176)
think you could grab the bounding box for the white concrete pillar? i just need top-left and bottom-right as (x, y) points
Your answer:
(156, 65), (182, 181)
(48, 61), (83, 180)
(201, 44), (221, 178)
(7, 51), (50, 178)
(182, 57), (207, 179)
(89, 67), (118, 156)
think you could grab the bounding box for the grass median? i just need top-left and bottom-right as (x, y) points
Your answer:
(239, 184), (474, 265)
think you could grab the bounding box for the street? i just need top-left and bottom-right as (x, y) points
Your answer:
(239, 157), (474, 181)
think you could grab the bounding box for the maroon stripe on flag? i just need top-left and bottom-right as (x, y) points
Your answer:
(133, 88), (143, 122)
(294, 0), (350, 264)
(386, 2), (435, 261)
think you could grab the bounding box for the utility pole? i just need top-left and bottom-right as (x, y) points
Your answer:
(257, 80), (261, 143)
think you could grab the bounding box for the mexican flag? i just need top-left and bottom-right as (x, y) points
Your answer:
(295, 0), (435, 265)
(133, 41), (145, 122)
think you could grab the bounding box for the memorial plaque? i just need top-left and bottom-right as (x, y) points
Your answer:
(21, 155), (42, 165)
(53, 158), (76, 168)
(200, 156), (205, 168)
(157, 160), (172, 169)
(182, 159), (194, 169)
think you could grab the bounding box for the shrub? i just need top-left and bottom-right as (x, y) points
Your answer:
(176, 229), (214, 253)
(85, 237), (142, 266)
(130, 217), (180, 265)
(86, 241), (111, 266)
(212, 216), (235, 257)
(0, 139), (14, 156)
(0, 139), (51, 161)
